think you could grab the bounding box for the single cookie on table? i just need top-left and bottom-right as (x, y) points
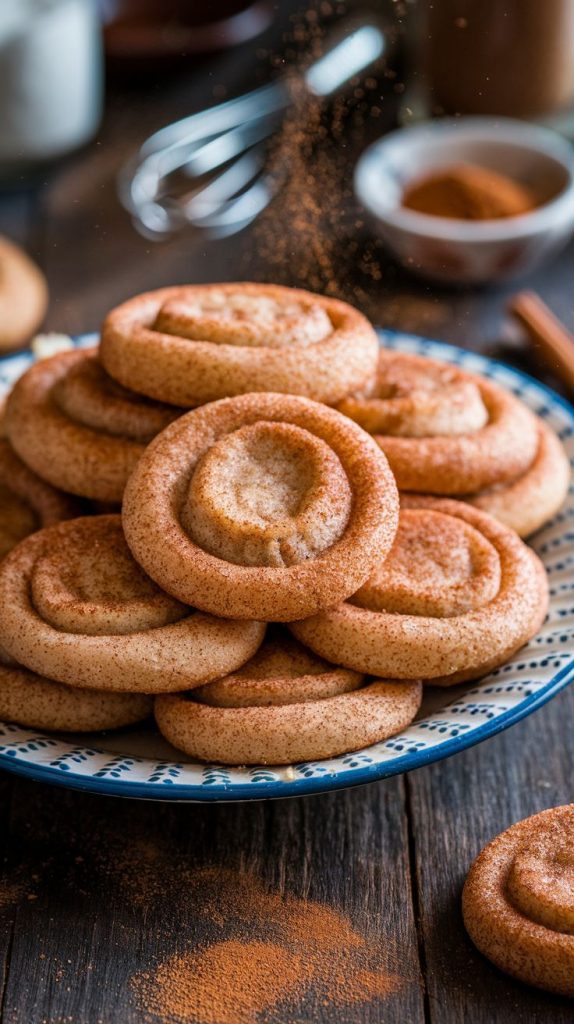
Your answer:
(338, 349), (539, 495)
(463, 804), (574, 997)
(0, 236), (48, 352)
(0, 516), (264, 694)
(100, 282), (379, 407)
(291, 497), (548, 686)
(155, 625), (422, 764)
(467, 418), (571, 537)
(122, 393), (399, 622)
(0, 438), (79, 560)
(0, 646), (152, 732)
(4, 347), (184, 502)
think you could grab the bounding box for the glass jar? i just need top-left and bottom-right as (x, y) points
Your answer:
(0, 0), (104, 179)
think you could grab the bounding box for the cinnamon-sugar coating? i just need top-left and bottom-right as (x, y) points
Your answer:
(0, 660), (152, 732)
(157, 629), (421, 766)
(338, 350), (539, 494)
(468, 419), (571, 537)
(122, 393), (399, 621)
(0, 516), (264, 693)
(194, 626), (363, 707)
(100, 283), (379, 406)
(5, 348), (182, 502)
(0, 439), (79, 559)
(156, 680), (421, 765)
(463, 805), (574, 996)
(291, 497), (548, 686)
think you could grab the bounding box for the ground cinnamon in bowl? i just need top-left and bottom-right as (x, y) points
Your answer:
(402, 163), (537, 220)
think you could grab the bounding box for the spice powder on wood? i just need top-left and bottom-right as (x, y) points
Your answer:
(131, 868), (403, 1024)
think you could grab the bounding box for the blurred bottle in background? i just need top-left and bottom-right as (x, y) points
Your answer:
(416, 0), (574, 123)
(0, 0), (103, 181)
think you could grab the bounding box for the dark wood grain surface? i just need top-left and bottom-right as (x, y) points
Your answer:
(1, 10), (574, 1022)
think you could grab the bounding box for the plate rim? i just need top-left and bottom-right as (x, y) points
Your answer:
(1, 663), (572, 801)
(0, 331), (573, 802)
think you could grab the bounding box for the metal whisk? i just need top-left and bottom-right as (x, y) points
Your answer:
(119, 21), (386, 240)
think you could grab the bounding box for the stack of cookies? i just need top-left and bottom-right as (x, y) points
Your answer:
(0, 283), (566, 765)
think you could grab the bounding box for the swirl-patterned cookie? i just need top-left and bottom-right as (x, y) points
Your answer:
(338, 350), (539, 494)
(463, 805), (574, 996)
(155, 626), (422, 764)
(0, 439), (79, 560)
(122, 393), (399, 621)
(5, 348), (183, 501)
(468, 419), (571, 537)
(100, 283), (379, 406)
(291, 497), (548, 686)
(0, 654), (152, 732)
(0, 516), (264, 693)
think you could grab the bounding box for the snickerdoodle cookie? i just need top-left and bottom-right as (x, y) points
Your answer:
(291, 497), (548, 686)
(0, 516), (264, 693)
(155, 626), (422, 764)
(468, 418), (571, 537)
(5, 348), (183, 501)
(463, 804), (574, 996)
(100, 283), (379, 406)
(122, 393), (399, 621)
(338, 350), (539, 495)
(0, 652), (152, 732)
(0, 439), (79, 560)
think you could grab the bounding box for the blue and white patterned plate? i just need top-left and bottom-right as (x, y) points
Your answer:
(0, 331), (572, 801)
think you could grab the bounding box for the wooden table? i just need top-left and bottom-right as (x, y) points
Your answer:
(1, 15), (573, 1023)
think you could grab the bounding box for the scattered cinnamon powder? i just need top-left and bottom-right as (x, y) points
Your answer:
(131, 868), (403, 1024)
(0, 877), (28, 909)
(0, 861), (42, 908)
(248, 2), (401, 308)
(402, 164), (537, 221)
(136, 941), (304, 1024)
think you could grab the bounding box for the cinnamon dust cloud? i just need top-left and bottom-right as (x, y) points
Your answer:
(244, 3), (454, 336)
(246, 2), (407, 309)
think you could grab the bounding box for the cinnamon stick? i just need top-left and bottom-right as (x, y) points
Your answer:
(509, 291), (574, 392)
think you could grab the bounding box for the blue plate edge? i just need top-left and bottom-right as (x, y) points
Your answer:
(1, 663), (572, 802)
(0, 329), (572, 801)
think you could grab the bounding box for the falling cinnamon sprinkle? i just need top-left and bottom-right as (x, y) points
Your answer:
(248, 1), (399, 308)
